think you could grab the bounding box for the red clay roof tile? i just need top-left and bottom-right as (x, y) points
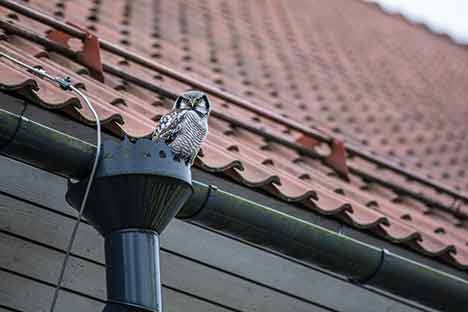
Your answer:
(0, 0), (467, 271)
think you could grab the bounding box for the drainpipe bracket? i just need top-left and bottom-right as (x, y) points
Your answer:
(177, 183), (218, 220)
(0, 104), (27, 151)
(349, 248), (388, 284)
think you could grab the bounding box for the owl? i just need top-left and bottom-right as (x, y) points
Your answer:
(152, 90), (211, 165)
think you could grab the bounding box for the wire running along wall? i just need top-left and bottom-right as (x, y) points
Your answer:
(0, 50), (102, 312)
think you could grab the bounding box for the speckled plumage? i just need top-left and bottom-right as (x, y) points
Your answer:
(152, 91), (210, 165)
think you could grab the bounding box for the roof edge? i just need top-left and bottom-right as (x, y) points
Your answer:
(362, 0), (468, 47)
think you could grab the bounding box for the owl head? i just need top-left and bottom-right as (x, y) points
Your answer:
(174, 90), (211, 117)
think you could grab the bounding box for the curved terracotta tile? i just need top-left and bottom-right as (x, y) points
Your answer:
(448, 249), (468, 269)
(116, 117), (154, 138)
(39, 57), (134, 109)
(305, 191), (353, 215)
(0, 73), (38, 94)
(231, 164), (281, 188)
(196, 143), (244, 173)
(342, 206), (389, 229)
(375, 219), (422, 242)
(8, 35), (48, 58)
(269, 143), (302, 161)
(370, 199), (468, 249)
(207, 134), (318, 196)
(34, 78), (81, 108)
(73, 94), (123, 123)
(410, 233), (456, 257)
(207, 131), (328, 201)
(263, 177), (318, 202)
(0, 46), (81, 109)
(227, 128), (268, 149)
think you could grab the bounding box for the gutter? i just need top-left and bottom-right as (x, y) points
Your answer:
(1, 106), (467, 311)
(0, 106), (95, 178)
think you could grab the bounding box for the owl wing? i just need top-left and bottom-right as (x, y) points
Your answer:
(152, 110), (187, 144)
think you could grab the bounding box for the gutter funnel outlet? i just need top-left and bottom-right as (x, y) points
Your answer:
(66, 137), (193, 311)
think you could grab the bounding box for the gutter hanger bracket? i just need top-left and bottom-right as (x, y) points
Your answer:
(176, 183), (218, 220)
(198, 184), (218, 215)
(349, 248), (387, 284)
(0, 102), (26, 151)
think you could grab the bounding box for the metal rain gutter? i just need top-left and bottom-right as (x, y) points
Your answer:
(0, 107), (95, 179)
(0, 106), (467, 311)
(180, 183), (468, 311)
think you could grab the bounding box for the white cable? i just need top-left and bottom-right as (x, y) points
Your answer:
(49, 85), (101, 312)
(0, 51), (102, 311)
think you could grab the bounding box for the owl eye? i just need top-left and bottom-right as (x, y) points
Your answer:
(175, 96), (192, 109)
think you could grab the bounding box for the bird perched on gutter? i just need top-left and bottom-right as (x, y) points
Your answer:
(152, 90), (211, 165)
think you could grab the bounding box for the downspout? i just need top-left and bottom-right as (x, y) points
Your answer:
(65, 138), (193, 312)
(1, 106), (467, 311)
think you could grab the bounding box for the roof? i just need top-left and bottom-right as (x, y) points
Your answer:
(367, 0), (468, 46)
(0, 0), (468, 271)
